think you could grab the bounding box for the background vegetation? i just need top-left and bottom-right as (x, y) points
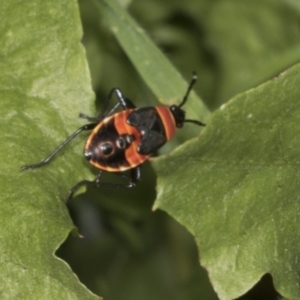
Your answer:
(2, 0), (300, 299)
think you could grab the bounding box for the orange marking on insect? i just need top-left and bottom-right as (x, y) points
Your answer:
(114, 111), (150, 167)
(155, 106), (176, 141)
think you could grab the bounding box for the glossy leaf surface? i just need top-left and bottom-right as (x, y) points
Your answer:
(153, 65), (300, 299)
(0, 0), (97, 298)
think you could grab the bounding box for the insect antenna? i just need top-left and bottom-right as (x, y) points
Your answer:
(177, 73), (206, 126)
(178, 72), (198, 108)
(184, 119), (206, 126)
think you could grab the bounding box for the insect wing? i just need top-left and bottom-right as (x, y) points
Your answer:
(127, 107), (167, 155)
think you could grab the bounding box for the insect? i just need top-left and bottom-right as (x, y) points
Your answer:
(21, 73), (205, 202)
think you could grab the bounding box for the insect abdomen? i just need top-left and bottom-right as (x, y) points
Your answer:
(85, 110), (150, 172)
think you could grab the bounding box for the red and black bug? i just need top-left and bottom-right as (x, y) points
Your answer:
(21, 74), (205, 202)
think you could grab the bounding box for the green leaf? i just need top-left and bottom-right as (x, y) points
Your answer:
(0, 0), (97, 298)
(153, 64), (300, 299)
(92, 0), (210, 123)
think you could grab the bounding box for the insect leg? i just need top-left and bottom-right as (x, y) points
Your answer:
(79, 88), (136, 122)
(108, 89), (136, 110)
(66, 171), (104, 204)
(66, 167), (142, 203)
(130, 166), (142, 184)
(106, 167), (141, 186)
(93, 167), (141, 188)
(20, 123), (98, 171)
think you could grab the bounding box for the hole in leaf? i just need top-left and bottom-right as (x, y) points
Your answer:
(55, 163), (218, 299)
(235, 273), (282, 300)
